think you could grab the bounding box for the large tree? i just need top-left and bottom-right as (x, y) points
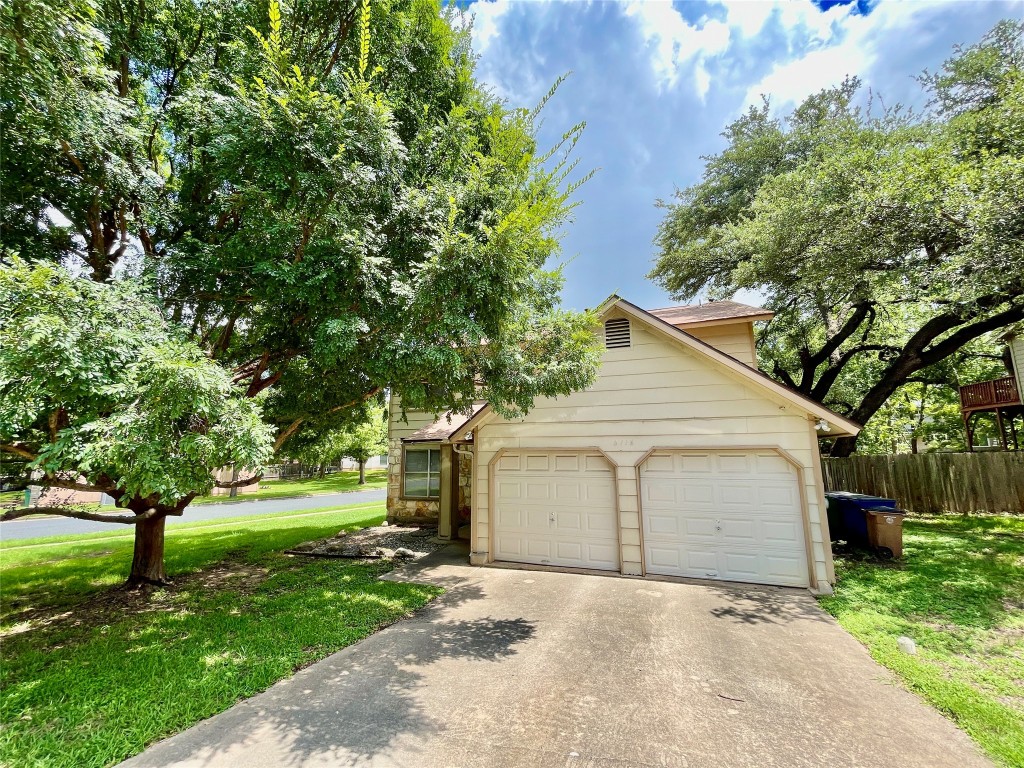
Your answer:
(0, 262), (274, 582)
(650, 21), (1024, 455)
(0, 0), (600, 583)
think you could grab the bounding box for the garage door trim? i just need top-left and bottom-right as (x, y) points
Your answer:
(633, 446), (815, 586)
(487, 446), (621, 570)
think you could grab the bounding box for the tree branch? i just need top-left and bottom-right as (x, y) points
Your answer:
(321, 6), (359, 79)
(212, 474), (263, 489)
(0, 506), (158, 524)
(1, 443), (36, 461)
(772, 362), (797, 389)
(272, 386), (384, 452)
(247, 369), (283, 397)
(798, 301), (873, 390)
(39, 475), (115, 494)
(808, 344), (901, 402)
(919, 302), (1024, 368)
(274, 418), (305, 451)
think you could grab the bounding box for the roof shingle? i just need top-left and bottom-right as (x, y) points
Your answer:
(403, 402), (487, 443)
(647, 300), (773, 327)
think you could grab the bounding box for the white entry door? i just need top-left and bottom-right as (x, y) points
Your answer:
(640, 451), (808, 587)
(493, 451), (619, 571)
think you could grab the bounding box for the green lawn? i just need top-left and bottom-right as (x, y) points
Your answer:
(0, 488), (26, 506)
(0, 501), (440, 768)
(194, 469), (387, 504)
(819, 515), (1024, 768)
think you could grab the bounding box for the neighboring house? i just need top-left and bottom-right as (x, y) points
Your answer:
(1006, 331), (1024, 396)
(958, 329), (1024, 451)
(387, 297), (860, 594)
(339, 455), (388, 472)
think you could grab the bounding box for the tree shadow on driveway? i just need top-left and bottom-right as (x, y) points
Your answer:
(122, 591), (537, 768)
(705, 582), (831, 626)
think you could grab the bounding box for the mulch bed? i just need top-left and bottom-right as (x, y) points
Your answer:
(284, 524), (447, 561)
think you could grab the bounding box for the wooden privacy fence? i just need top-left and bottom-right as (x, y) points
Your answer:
(822, 452), (1024, 514)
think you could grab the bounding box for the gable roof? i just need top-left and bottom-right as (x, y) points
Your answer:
(648, 300), (774, 328)
(402, 402), (487, 443)
(421, 295), (860, 441)
(609, 297), (860, 437)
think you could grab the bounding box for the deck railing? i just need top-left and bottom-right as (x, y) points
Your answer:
(959, 376), (1021, 411)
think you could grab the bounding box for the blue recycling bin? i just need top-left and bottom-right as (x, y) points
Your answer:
(825, 492), (898, 546)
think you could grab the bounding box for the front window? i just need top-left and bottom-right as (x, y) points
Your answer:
(404, 447), (440, 498)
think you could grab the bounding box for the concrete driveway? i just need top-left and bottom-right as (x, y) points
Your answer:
(120, 546), (990, 768)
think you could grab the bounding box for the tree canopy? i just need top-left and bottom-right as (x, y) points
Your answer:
(650, 21), (1024, 455)
(281, 405), (387, 481)
(1, 0), (599, 583)
(0, 261), (273, 512)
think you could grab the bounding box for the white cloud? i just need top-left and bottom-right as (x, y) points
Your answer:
(623, 1), (730, 92)
(748, 43), (869, 106)
(738, 1), (930, 109)
(724, 2), (778, 38)
(462, 0), (561, 104)
(620, 0), (950, 106)
(694, 62), (711, 100)
(466, 0), (514, 56)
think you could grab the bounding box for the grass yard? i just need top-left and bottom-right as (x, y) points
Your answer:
(194, 469), (387, 504)
(819, 515), (1024, 768)
(0, 501), (440, 768)
(0, 488), (24, 503)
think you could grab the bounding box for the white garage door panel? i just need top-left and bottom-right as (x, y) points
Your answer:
(494, 452), (618, 571)
(641, 451), (809, 587)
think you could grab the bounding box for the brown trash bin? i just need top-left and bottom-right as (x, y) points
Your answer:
(866, 509), (907, 558)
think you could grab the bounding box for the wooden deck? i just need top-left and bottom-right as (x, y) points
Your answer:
(959, 376), (1022, 413)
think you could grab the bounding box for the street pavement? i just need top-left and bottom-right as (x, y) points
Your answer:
(0, 488), (387, 542)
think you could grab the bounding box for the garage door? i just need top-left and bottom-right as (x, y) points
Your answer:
(493, 451), (619, 570)
(640, 451), (808, 587)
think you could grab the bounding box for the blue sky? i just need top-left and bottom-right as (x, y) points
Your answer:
(463, 0), (1023, 311)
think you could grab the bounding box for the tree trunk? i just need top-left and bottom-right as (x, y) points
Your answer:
(828, 359), (923, 457)
(358, 459), (366, 485)
(127, 514), (169, 587)
(829, 435), (858, 457)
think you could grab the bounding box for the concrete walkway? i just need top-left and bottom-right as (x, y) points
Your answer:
(0, 489), (387, 541)
(119, 546), (990, 768)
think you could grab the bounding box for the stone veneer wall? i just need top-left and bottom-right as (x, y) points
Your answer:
(385, 440), (474, 524)
(456, 445), (473, 522)
(386, 437), (440, 523)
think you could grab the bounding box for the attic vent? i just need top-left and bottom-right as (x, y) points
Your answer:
(604, 318), (631, 349)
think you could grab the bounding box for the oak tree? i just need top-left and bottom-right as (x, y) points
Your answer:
(650, 21), (1024, 455)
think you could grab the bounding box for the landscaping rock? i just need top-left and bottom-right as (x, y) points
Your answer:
(897, 636), (917, 655)
(285, 525), (445, 561)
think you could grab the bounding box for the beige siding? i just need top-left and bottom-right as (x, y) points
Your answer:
(472, 317), (832, 589)
(388, 395), (440, 439)
(684, 323), (757, 367)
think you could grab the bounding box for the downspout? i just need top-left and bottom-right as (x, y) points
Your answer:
(451, 436), (474, 543)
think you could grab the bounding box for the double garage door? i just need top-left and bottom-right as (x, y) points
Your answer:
(493, 449), (809, 587)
